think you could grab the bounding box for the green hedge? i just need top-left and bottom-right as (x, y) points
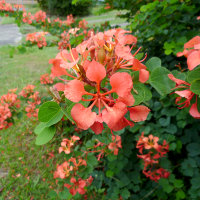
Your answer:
(37, 0), (92, 17)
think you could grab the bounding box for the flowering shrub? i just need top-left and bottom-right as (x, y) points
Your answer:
(26, 32), (48, 48)
(0, 85), (41, 130)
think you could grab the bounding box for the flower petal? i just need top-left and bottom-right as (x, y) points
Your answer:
(86, 60), (106, 83)
(90, 122), (104, 134)
(110, 72), (133, 97)
(175, 89), (193, 99)
(139, 69), (149, 83)
(168, 74), (190, 86)
(184, 36), (200, 49)
(49, 59), (68, 78)
(56, 49), (79, 70)
(118, 93), (135, 106)
(187, 50), (200, 70)
(112, 117), (134, 131)
(54, 83), (66, 91)
(189, 102), (200, 119)
(129, 105), (150, 122)
(71, 104), (96, 130)
(102, 102), (127, 129)
(64, 80), (86, 102)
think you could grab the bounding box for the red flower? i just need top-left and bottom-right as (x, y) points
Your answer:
(136, 132), (170, 182)
(64, 177), (86, 196)
(108, 135), (122, 155)
(177, 36), (200, 70)
(168, 74), (200, 119)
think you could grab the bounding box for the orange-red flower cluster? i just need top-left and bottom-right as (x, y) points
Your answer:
(108, 135), (122, 155)
(168, 74), (200, 119)
(19, 85), (41, 119)
(177, 36), (200, 70)
(59, 135), (80, 154)
(0, 0), (13, 12)
(19, 85), (35, 98)
(0, 89), (20, 130)
(136, 133), (170, 182)
(50, 28), (150, 134)
(54, 156), (87, 179)
(26, 32), (48, 48)
(40, 73), (54, 85)
(25, 91), (41, 119)
(34, 10), (46, 23)
(23, 12), (34, 24)
(58, 31), (70, 50)
(79, 19), (88, 29)
(64, 176), (93, 196)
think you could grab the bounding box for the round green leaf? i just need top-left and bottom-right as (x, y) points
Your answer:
(145, 57), (161, 71)
(190, 80), (200, 95)
(35, 126), (56, 145)
(187, 67), (200, 83)
(149, 67), (175, 96)
(132, 83), (152, 105)
(38, 101), (60, 122)
(34, 122), (47, 135)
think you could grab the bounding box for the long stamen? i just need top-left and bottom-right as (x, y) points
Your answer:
(58, 77), (69, 82)
(98, 98), (101, 115)
(89, 99), (97, 109)
(133, 47), (142, 57)
(140, 53), (147, 62)
(101, 89), (114, 96)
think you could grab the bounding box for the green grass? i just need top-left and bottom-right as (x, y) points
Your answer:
(0, 17), (15, 25)
(0, 46), (58, 96)
(0, 119), (61, 200)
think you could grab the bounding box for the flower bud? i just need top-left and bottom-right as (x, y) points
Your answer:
(97, 47), (106, 64)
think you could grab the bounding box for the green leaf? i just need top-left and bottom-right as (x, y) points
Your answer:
(45, 110), (63, 127)
(159, 117), (170, 127)
(38, 101), (60, 122)
(187, 67), (200, 83)
(174, 179), (184, 188)
(58, 188), (72, 200)
(159, 178), (173, 193)
(149, 67), (175, 96)
(186, 143), (200, 157)
(190, 80), (200, 95)
(35, 126), (56, 145)
(121, 188), (130, 199)
(176, 190), (185, 200)
(106, 170), (114, 178)
(165, 124), (177, 134)
(34, 122), (47, 135)
(61, 100), (75, 123)
(132, 83), (152, 105)
(87, 154), (98, 167)
(145, 57), (162, 71)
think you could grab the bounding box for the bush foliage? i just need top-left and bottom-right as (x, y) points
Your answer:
(37, 0), (92, 16)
